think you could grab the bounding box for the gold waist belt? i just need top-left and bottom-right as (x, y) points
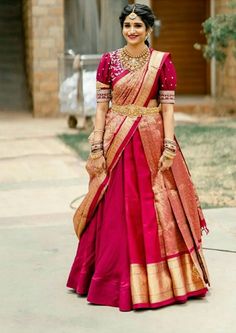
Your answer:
(111, 104), (161, 117)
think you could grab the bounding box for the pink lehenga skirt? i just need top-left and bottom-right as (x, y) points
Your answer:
(66, 129), (208, 311)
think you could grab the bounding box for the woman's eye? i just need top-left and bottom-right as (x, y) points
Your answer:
(124, 23), (143, 28)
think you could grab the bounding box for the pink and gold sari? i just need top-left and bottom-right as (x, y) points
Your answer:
(67, 50), (210, 311)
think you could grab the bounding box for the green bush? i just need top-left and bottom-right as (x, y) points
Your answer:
(194, 0), (236, 64)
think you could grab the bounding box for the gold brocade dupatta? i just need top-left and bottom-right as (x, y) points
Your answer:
(136, 111), (210, 286)
(73, 51), (167, 239)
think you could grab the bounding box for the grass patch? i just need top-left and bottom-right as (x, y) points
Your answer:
(175, 120), (236, 208)
(58, 119), (236, 209)
(58, 131), (90, 161)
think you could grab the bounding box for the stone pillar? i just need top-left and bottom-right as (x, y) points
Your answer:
(23, 0), (64, 117)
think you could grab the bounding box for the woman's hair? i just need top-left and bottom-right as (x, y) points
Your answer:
(119, 3), (155, 46)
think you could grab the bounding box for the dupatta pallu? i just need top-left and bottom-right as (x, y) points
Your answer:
(69, 50), (210, 311)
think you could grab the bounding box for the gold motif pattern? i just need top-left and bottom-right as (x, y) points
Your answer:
(105, 116), (138, 166)
(138, 114), (210, 285)
(73, 168), (107, 237)
(112, 65), (147, 105)
(130, 253), (206, 305)
(112, 104), (161, 117)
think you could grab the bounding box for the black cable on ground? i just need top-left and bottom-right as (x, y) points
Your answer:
(70, 194), (86, 210)
(203, 247), (236, 254)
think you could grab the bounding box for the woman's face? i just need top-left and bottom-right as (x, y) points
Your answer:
(122, 15), (148, 47)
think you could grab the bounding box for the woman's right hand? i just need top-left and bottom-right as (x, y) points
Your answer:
(86, 154), (107, 177)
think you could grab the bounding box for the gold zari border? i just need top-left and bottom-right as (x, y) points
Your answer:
(130, 253), (206, 305)
(135, 51), (165, 106)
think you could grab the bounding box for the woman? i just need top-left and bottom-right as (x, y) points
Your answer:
(67, 3), (210, 312)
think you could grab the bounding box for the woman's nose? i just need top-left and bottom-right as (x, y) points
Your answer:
(130, 26), (136, 33)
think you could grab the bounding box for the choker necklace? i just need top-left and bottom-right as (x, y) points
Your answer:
(119, 46), (150, 72)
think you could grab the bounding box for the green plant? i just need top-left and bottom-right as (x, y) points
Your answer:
(194, 0), (236, 64)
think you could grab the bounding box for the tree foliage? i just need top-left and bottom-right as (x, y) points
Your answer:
(195, 1), (236, 64)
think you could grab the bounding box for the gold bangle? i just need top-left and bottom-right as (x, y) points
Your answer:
(163, 150), (176, 156)
(91, 147), (103, 153)
(91, 144), (103, 149)
(163, 150), (176, 159)
(90, 151), (104, 160)
(164, 147), (176, 153)
(163, 154), (175, 160)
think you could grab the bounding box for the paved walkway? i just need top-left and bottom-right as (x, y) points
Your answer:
(0, 111), (235, 333)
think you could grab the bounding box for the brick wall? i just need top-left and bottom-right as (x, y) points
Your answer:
(23, 0), (64, 117)
(215, 0), (236, 109)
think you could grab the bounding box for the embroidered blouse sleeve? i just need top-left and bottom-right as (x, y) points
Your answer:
(96, 53), (112, 103)
(158, 54), (177, 104)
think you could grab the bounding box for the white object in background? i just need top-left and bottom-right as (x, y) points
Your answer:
(83, 70), (97, 115)
(59, 73), (79, 113)
(59, 70), (97, 115)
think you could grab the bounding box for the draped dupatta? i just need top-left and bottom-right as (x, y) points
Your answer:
(73, 50), (167, 238)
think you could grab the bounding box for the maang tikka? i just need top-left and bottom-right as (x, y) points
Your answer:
(128, 5), (137, 20)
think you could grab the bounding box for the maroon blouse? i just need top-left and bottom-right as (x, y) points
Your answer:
(96, 48), (177, 104)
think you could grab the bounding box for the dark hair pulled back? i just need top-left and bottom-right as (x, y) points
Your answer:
(119, 3), (155, 47)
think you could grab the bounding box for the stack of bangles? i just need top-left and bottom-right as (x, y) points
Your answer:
(163, 138), (177, 160)
(90, 129), (105, 159)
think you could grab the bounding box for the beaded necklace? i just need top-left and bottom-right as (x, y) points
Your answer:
(119, 46), (150, 71)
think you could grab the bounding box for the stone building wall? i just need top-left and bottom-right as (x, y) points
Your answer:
(23, 0), (64, 117)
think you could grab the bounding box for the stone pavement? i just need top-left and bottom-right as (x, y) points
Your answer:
(0, 111), (235, 333)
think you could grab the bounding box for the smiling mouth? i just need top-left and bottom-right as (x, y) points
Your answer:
(128, 35), (138, 38)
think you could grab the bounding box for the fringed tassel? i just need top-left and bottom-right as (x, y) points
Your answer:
(197, 207), (209, 235)
(201, 225), (209, 235)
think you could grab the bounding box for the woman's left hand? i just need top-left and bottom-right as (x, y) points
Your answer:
(158, 154), (173, 172)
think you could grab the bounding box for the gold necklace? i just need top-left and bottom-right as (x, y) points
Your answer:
(119, 46), (150, 71)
